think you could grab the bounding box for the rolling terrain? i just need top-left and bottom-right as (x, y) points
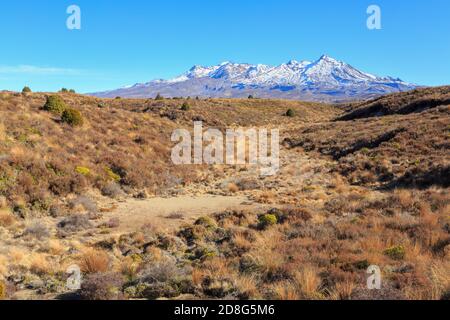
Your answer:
(0, 86), (449, 300)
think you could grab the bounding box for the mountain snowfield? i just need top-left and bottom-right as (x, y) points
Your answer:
(91, 55), (417, 102)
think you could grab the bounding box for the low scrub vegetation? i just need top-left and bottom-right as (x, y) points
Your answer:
(43, 95), (67, 114)
(0, 87), (448, 300)
(61, 108), (84, 127)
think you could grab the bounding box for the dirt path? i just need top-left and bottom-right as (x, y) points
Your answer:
(109, 194), (255, 232)
(101, 123), (343, 232)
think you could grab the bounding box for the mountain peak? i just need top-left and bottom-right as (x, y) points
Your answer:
(92, 55), (417, 102)
(317, 54), (339, 63)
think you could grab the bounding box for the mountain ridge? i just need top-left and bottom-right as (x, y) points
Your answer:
(91, 55), (417, 102)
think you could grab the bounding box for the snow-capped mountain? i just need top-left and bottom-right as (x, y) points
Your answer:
(91, 55), (416, 102)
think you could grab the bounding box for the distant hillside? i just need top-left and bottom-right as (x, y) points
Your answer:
(285, 86), (450, 189)
(337, 86), (450, 120)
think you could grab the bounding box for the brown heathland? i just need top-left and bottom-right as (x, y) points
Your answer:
(0, 87), (448, 300)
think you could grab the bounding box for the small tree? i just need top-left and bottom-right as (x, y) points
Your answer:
(61, 108), (84, 127)
(180, 101), (190, 111)
(60, 88), (69, 93)
(155, 93), (164, 100)
(43, 95), (67, 115)
(69, 89), (76, 93)
(248, 95), (254, 99)
(285, 109), (295, 117)
(22, 86), (32, 93)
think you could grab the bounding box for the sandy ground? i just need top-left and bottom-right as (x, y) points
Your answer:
(108, 194), (254, 232)
(99, 125), (340, 233)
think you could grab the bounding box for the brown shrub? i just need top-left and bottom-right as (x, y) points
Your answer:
(80, 249), (110, 274)
(227, 183), (239, 193)
(24, 220), (50, 239)
(29, 253), (51, 275)
(0, 209), (15, 227)
(79, 272), (123, 300)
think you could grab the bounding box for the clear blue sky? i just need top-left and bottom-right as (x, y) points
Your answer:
(0, 0), (449, 93)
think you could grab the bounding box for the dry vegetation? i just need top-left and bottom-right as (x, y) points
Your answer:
(0, 87), (448, 300)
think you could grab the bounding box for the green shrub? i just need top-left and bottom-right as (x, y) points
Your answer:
(194, 216), (217, 229)
(258, 214), (277, 229)
(75, 166), (91, 176)
(43, 95), (67, 115)
(22, 86), (32, 93)
(285, 109), (295, 117)
(69, 89), (76, 93)
(384, 245), (405, 260)
(61, 108), (84, 127)
(360, 147), (370, 155)
(180, 102), (190, 111)
(105, 167), (121, 182)
(248, 95), (254, 99)
(80, 273), (123, 300)
(60, 88), (69, 93)
(155, 93), (164, 100)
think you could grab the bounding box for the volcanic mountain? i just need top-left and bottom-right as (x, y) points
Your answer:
(91, 55), (416, 102)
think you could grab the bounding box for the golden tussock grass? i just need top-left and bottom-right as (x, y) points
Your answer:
(255, 190), (276, 204)
(46, 239), (65, 255)
(235, 275), (259, 299)
(29, 253), (52, 275)
(79, 249), (110, 274)
(332, 280), (355, 300)
(0, 209), (15, 228)
(272, 282), (299, 300)
(191, 268), (205, 287)
(227, 183), (239, 193)
(8, 248), (26, 265)
(0, 255), (8, 277)
(293, 266), (322, 299)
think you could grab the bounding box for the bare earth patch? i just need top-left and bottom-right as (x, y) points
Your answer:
(108, 194), (252, 232)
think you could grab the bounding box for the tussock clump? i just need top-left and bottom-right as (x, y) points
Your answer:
(69, 196), (98, 214)
(125, 257), (193, 299)
(0, 209), (15, 227)
(24, 220), (50, 239)
(58, 214), (92, 233)
(80, 249), (110, 274)
(101, 182), (125, 199)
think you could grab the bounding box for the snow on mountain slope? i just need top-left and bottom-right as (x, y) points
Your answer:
(91, 55), (417, 102)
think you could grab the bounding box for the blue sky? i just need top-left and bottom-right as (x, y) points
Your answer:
(0, 0), (449, 93)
